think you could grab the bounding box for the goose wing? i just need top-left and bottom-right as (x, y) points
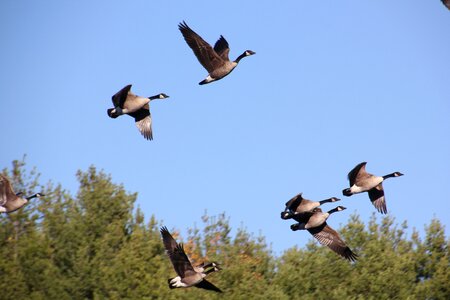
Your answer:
(0, 175), (16, 206)
(178, 21), (225, 73)
(308, 223), (358, 261)
(348, 162), (368, 186)
(160, 226), (178, 253)
(284, 193), (303, 212)
(111, 84), (132, 108)
(443, 0), (450, 10)
(368, 183), (387, 214)
(213, 35), (230, 61)
(128, 106), (153, 140)
(195, 279), (223, 293)
(160, 227), (195, 277)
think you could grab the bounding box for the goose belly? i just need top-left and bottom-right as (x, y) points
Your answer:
(306, 214), (328, 228)
(123, 97), (149, 113)
(210, 63), (236, 79)
(350, 177), (383, 193)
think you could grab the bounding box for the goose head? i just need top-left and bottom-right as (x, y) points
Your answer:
(158, 93), (170, 99)
(342, 188), (352, 196)
(107, 107), (122, 118)
(336, 206), (346, 211)
(149, 93), (170, 100)
(280, 211), (293, 220)
(26, 192), (45, 200)
(245, 50), (256, 56)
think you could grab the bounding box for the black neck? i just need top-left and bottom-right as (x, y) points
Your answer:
(204, 267), (217, 275)
(327, 207), (340, 214)
(319, 198), (334, 205)
(383, 172), (398, 180)
(26, 193), (39, 200)
(234, 52), (247, 63)
(148, 94), (160, 100)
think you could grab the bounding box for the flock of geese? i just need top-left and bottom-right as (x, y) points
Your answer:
(13, 9), (450, 291)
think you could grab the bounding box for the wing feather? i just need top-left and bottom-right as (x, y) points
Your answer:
(129, 108), (153, 140)
(308, 223), (358, 261)
(160, 227), (195, 277)
(368, 184), (387, 214)
(195, 279), (223, 293)
(178, 21), (225, 72)
(0, 174), (17, 206)
(348, 162), (367, 186)
(213, 35), (230, 61)
(111, 84), (132, 107)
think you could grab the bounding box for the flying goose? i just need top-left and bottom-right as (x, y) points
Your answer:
(281, 193), (340, 219)
(289, 206), (358, 261)
(342, 162), (403, 214)
(0, 174), (44, 213)
(107, 84), (169, 140)
(160, 226), (222, 292)
(178, 21), (255, 85)
(442, 0), (450, 10)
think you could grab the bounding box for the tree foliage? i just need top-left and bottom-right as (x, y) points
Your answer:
(0, 159), (449, 299)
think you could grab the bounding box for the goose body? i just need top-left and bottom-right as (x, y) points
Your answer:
(289, 207), (358, 261)
(281, 193), (340, 220)
(160, 227), (222, 292)
(178, 21), (255, 85)
(107, 84), (169, 140)
(0, 174), (44, 213)
(342, 162), (403, 214)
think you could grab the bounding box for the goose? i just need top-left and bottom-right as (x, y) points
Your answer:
(107, 84), (169, 140)
(0, 174), (44, 213)
(178, 21), (255, 85)
(289, 206), (358, 261)
(442, 0), (450, 10)
(281, 193), (340, 220)
(160, 226), (222, 292)
(342, 162), (403, 214)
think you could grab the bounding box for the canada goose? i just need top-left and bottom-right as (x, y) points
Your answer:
(290, 206), (358, 261)
(442, 0), (450, 10)
(160, 226), (222, 293)
(0, 174), (44, 213)
(178, 21), (255, 85)
(281, 193), (340, 219)
(107, 84), (169, 140)
(342, 162), (403, 214)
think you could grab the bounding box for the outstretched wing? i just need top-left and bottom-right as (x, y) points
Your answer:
(0, 174), (16, 206)
(129, 107), (153, 140)
(284, 193), (303, 212)
(368, 184), (387, 214)
(111, 84), (132, 108)
(348, 162), (367, 186)
(195, 279), (223, 293)
(442, 0), (450, 10)
(160, 227), (195, 278)
(308, 223), (358, 261)
(178, 21), (225, 73)
(213, 35), (230, 61)
(160, 226), (178, 253)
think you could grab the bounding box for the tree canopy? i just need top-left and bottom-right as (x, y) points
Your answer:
(1, 159), (448, 299)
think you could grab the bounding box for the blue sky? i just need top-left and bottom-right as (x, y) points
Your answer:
(1, 1), (449, 255)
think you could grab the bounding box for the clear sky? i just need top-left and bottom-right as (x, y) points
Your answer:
(1, 1), (449, 255)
